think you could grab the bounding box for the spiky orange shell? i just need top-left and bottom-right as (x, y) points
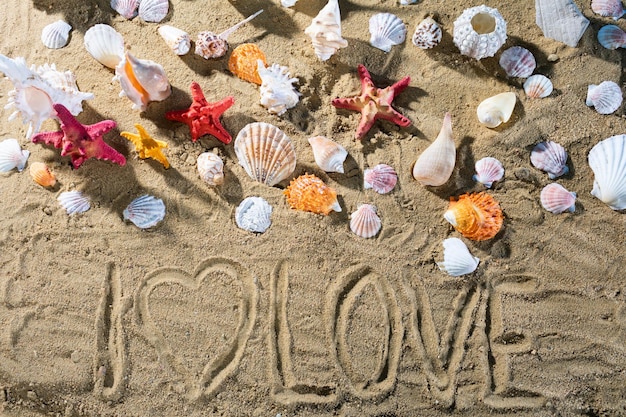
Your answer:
(284, 174), (339, 215)
(29, 162), (56, 187)
(444, 192), (503, 241)
(228, 43), (267, 85)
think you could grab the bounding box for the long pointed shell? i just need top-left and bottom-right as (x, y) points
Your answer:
(58, 191), (91, 215)
(235, 196), (272, 233)
(412, 17), (442, 49)
(29, 162), (56, 187)
(111, 0), (138, 19)
(535, 0), (590, 47)
(258, 60), (300, 115)
(197, 152), (224, 186)
(540, 183), (576, 214)
(473, 157), (504, 188)
(476, 92), (516, 128)
(138, 0), (169, 23)
(444, 192), (503, 241)
(308, 136), (347, 173)
(437, 238), (480, 277)
(412, 112), (456, 186)
(284, 174), (341, 214)
(524, 74), (553, 99)
(304, 0), (348, 61)
(349, 204), (381, 238)
(586, 81), (623, 115)
(531, 141), (569, 179)
(499, 46), (536, 78)
(123, 195), (165, 229)
(0, 138), (29, 172)
(114, 52), (171, 111)
(158, 25), (190, 55)
(369, 13), (406, 52)
(597, 25), (626, 50)
(453, 5), (507, 60)
(588, 134), (626, 210)
(364, 164), (397, 194)
(84, 24), (125, 69)
(41, 20), (72, 49)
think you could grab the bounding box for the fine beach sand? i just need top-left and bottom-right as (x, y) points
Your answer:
(1, 0), (625, 416)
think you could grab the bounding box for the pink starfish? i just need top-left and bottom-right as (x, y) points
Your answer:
(31, 104), (126, 169)
(332, 64), (411, 140)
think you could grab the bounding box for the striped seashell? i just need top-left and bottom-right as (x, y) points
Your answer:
(476, 92), (516, 128)
(540, 183), (576, 214)
(158, 25), (190, 55)
(0, 138), (29, 172)
(597, 25), (626, 49)
(364, 164), (397, 194)
(138, 0), (169, 23)
(110, 0), (138, 19)
(29, 162), (56, 187)
(369, 13), (407, 52)
(58, 190), (90, 215)
(284, 174), (341, 215)
(304, 0), (348, 61)
(308, 136), (347, 173)
(530, 141), (569, 179)
(41, 20), (72, 49)
(524, 74), (553, 99)
(412, 17), (442, 49)
(591, 0), (625, 19)
(84, 24), (125, 69)
(586, 81), (623, 114)
(412, 112), (456, 186)
(473, 157), (504, 188)
(444, 192), (503, 241)
(437, 237), (480, 277)
(349, 204), (381, 238)
(453, 5), (507, 60)
(228, 43), (267, 85)
(499, 46), (536, 78)
(235, 196), (272, 233)
(197, 152), (224, 186)
(123, 195), (165, 229)
(588, 134), (626, 210)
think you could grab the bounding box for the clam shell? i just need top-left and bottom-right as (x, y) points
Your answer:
(197, 152), (224, 186)
(234, 122), (296, 186)
(530, 141), (569, 179)
(588, 134), (626, 210)
(308, 136), (347, 173)
(364, 164), (398, 194)
(123, 195), (165, 229)
(58, 190), (90, 215)
(437, 238), (480, 277)
(586, 81), (623, 115)
(258, 61), (300, 116)
(235, 196), (272, 233)
(591, 0), (625, 19)
(412, 112), (456, 186)
(412, 17), (442, 49)
(304, 0), (348, 61)
(540, 183), (576, 214)
(524, 74), (553, 99)
(453, 5), (507, 60)
(110, 0), (138, 19)
(0, 138), (29, 172)
(284, 174), (342, 215)
(473, 157), (504, 188)
(228, 43), (267, 85)
(158, 25), (190, 55)
(535, 0), (590, 47)
(29, 162), (56, 187)
(41, 20), (72, 49)
(476, 92), (516, 128)
(369, 13), (407, 52)
(499, 46), (536, 78)
(138, 0), (169, 23)
(349, 204), (381, 238)
(444, 192), (503, 241)
(84, 24), (125, 69)
(597, 25), (626, 49)
(114, 52), (171, 111)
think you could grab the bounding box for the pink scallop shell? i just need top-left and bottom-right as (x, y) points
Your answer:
(540, 183), (576, 214)
(473, 157), (504, 188)
(363, 164), (398, 194)
(530, 141), (569, 179)
(591, 0), (626, 19)
(349, 204), (382, 238)
(586, 81), (623, 114)
(499, 46), (536, 78)
(110, 0), (138, 19)
(597, 25), (626, 49)
(523, 74), (553, 99)
(138, 0), (169, 23)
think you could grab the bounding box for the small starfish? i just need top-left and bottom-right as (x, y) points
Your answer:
(31, 104), (126, 169)
(165, 81), (235, 144)
(331, 64), (411, 140)
(121, 123), (170, 169)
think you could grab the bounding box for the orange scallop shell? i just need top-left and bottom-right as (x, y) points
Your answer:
(284, 174), (341, 215)
(444, 192), (503, 241)
(29, 162), (56, 187)
(228, 43), (267, 85)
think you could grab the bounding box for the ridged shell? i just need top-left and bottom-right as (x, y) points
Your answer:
(304, 0), (348, 61)
(197, 152), (224, 186)
(58, 190), (90, 215)
(158, 25), (190, 55)
(111, 0), (138, 19)
(235, 196), (272, 233)
(41, 20), (72, 49)
(228, 43), (267, 85)
(591, 0), (625, 19)
(444, 192), (503, 241)
(195, 32), (228, 59)
(597, 25), (626, 49)
(349, 204), (381, 238)
(123, 195), (165, 229)
(308, 136), (347, 173)
(138, 0), (169, 23)
(586, 81), (623, 115)
(364, 164), (398, 194)
(412, 17), (442, 49)
(473, 157), (504, 188)
(535, 0), (590, 47)
(258, 61), (300, 116)
(499, 46), (536, 78)
(84, 24), (125, 69)
(0, 138), (29, 172)
(369, 13), (407, 52)
(284, 174), (342, 215)
(412, 112), (456, 186)
(588, 134), (626, 210)
(234, 122), (296, 186)
(524, 74), (553, 99)
(453, 5), (507, 60)
(476, 92), (516, 128)
(540, 183), (576, 214)
(437, 237), (480, 277)
(30, 162), (56, 187)
(114, 52), (171, 111)
(530, 141), (569, 179)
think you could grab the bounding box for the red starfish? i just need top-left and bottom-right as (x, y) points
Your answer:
(332, 64), (411, 140)
(165, 81), (235, 144)
(31, 104), (126, 169)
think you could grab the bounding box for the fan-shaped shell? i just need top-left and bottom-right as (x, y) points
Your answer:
(30, 162), (56, 187)
(540, 183), (576, 214)
(111, 0), (138, 19)
(349, 204), (381, 238)
(473, 157), (504, 188)
(586, 81), (623, 115)
(158, 25), (190, 55)
(304, 0), (348, 61)
(0, 138), (29, 172)
(453, 5), (507, 60)
(588, 134), (626, 210)
(369, 13), (406, 52)
(84, 24), (125, 69)
(597, 25), (626, 49)
(476, 92), (516, 128)
(499, 46), (536, 78)
(235, 196), (272, 233)
(138, 0), (169, 23)
(437, 238), (480, 277)
(197, 152), (224, 186)
(412, 17), (442, 49)
(591, 0), (625, 19)
(258, 61), (300, 116)
(308, 136), (347, 173)
(524, 74), (553, 99)
(364, 164), (398, 194)
(234, 122), (296, 186)
(58, 190), (90, 215)
(114, 52), (171, 111)
(123, 195), (165, 229)
(444, 192), (503, 241)
(530, 141), (569, 179)
(228, 43), (267, 85)
(41, 20), (72, 49)
(535, 0), (590, 48)
(412, 112), (456, 186)
(284, 174), (341, 215)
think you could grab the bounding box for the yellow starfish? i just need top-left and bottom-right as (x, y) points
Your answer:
(121, 123), (170, 169)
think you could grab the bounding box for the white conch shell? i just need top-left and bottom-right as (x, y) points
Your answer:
(84, 24), (125, 69)
(535, 0), (590, 47)
(158, 25), (190, 55)
(113, 52), (171, 111)
(437, 237), (480, 277)
(197, 152), (224, 186)
(123, 195), (166, 229)
(0, 138), (30, 172)
(138, 0), (169, 23)
(304, 0), (348, 61)
(235, 196), (272, 233)
(349, 204), (382, 238)
(476, 92), (516, 128)
(588, 134), (626, 210)
(307, 135), (347, 173)
(453, 5), (507, 60)
(257, 60), (300, 116)
(369, 13), (407, 52)
(412, 112), (456, 186)
(58, 190), (91, 215)
(41, 20), (72, 49)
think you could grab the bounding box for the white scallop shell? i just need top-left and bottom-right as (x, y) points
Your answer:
(234, 122), (297, 186)
(304, 0), (348, 61)
(258, 60), (300, 116)
(591, 0), (625, 19)
(281, 0), (298, 6)
(111, 0), (138, 19)
(197, 152), (224, 186)
(114, 52), (171, 111)
(531, 141), (569, 179)
(476, 92), (516, 128)
(41, 20), (72, 49)
(586, 81), (623, 115)
(58, 191), (91, 215)
(524, 74), (553, 99)
(597, 25), (626, 49)
(158, 25), (190, 55)
(437, 237), (480, 277)
(535, 0), (590, 47)
(588, 134), (626, 210)
(308, 136), (347, 173)
(412, 112), (456, 186)
(473, 157), (504, 188)
(411, 17), (442, 49)
(138, 0), (169, 23)
(540, 183), (576, 214)
(364, 164), (398, 194)
(0, 138), (30, 172)
(349, 204), (381, 238)
(499, 46), (536, 78)
(453, 5), (507, 60)
(123, 195), (165, 229)
(84, 24), (125, 69)
(369, 13), (406, 52)
(235, 196), (272, 233)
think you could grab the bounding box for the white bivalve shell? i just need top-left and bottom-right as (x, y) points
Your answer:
(531, 141), (569, 179)
(364, 164), (398, 194)
(138, 0), (169, 23)
(588, 134), (626, 210)
(524, 74), (553, 99)
(477, 92), (516, 128)
(591, 0), (625, 19)
(0, 138), (30, 172)
(499, 46), (536, 78)
(235, 196), (272, 233)
(197, 152), (224, 186)
(258, 60), (300, 116)
(84, 24), (125, 69)
(437, 237), (480, 277)
(41, 20), (72, 49)
(540, 183), (576, 214)
(473, 157), (504, 188)
(535, 0), (589, 47)
(282, 0), (298, 6)
(114, 52), (171, 111)
(586, 81), (623, 115)
(453, 5), (507, 60)
(412, 17), (442, 49)
(412, 112), (456, 187)
(369, 13), (406, 52)
(234, 122), (297, 186)
(349, 204), (382, 238)
(158, 25), (190, 55)
(597, 25), (626, 49)
(304, 0), (348, 61)
(110, 0), (138, 19)
(123, 195), (165, 229)
(308, 136), (347, 173)
(58, 190), (91, 215)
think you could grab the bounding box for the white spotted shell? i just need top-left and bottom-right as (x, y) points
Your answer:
(308, 136), (347, 173)
(531, 141), (569, 179)
(453, 5), (507, 60)
(540, 183), (576, 214)
(437, 237), (480, 277)
(586, 81), (623, 115)
(123, 195), (165, 229)
(197, 152), (224, 186)
(58, 190), (91, 215)
(412, 17), (442, 49)
(349, 204), (381, 238)
(369, 13), (406, 52)
(235, 196), (272, 233)
(41, 20), (72, 49)
(588, 134), (626, 210)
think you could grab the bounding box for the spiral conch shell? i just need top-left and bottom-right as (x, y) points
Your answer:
(114, 52), (171, 111)
(444, 192), (503, 241)
(412, 112), (456, 186)
(284, 174), (342, 215)
(304, 0), (348, 61)
(308, 136), (347, 173)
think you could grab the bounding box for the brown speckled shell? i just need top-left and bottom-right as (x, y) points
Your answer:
(444, 192), (503, 241)
(284, 174), (340, 215)
(228, 43), (267, 85)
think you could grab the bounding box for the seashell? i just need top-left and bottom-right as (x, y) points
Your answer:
(304, 0), (349, 61)
(29, 162), (56, 187)
(58, 190), (90, 215)
(598, 25), (626, 49)
(235, 196), (272, 233)
(524, 74), (553, 99)
(123, 195), (165, 229)
(444, 192), (503, 241)
(195, 10), (263, 59)
(535, 0), (590, 47)
(476, 92), (516, 128)
(437, 238), (480, 277)
(0, 138), (29, 172)
(138, 0), (169, 23)
(412, 17), (442, 49)
(197, 152), (224, 186)
(158, 25), (190, 55)
(453, 5), (507, 60)
(369, 13), (407, 52)
(282, 0), (298, 6)
(540, 183), (576, 214)
(586, 81), (623, 115)
(258, 60), (300, 116)
(591, 0), (625, 19)
(349, 204), (382, 238)
(234, 122), (296, 186)
(412, 112), (456, 186)
(499, 46), (536, 78)
(110, 0), (138, 19)
(364, 164), (398, 194)
(531, 141), (569, 179)
(284, 173), (342, 215)
(228, 43), (267, 85)
(114, 52), (171, 111)
(41, 20), (72, 49)
(473, 157), (504, 188)
(400, 0), (417, 4)
(84, 24), (125, 69)
(588, 134), (626, 210)
(308, 136), (347, 173)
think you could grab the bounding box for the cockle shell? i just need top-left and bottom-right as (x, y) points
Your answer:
(364, 164), (397, 194)
(138, 0), (169, 23)
(234, 122), (296, 186)
(29, 162), (56, 187)
(58, 190), (90, 215)
(530, 141), (569, 179)
(524, 74), (553, 99)
(476, 92), (516, 128)
(586, 81), (623, 115)
(84, 24), (125, 69)
(499, 46), (536, 78)
(195, 10), (263, 60)
(284, 173), (342, 215)
(228, 43), (267, 85)
(41, 20), (72, 49)
(591, 0), (625, 19)
(197, 152), (224, 186)
(369, 13), (406, 52)
(123, 195), (165, 229)
(235, 196), (272, 233)
(258, 60), (300, 116)
(412, 112), (456, 187)
(158, 25), (190, 55)
(110, 0), (138, 19)
(412, 17), (442, 49)
(114, 52), (171, 111)
(308, 136), (347, 173)
(437, 238), (480, 277)
(473, 157), (504, 188)
(540, 183), (576, 214)
(588, 134), (626, 210)
(597, 25), (626, 49)
(444, 192), (503, 241)
(304, 0), (348, 61)
(453, 5), (507, 60)
(535, 0), (590, 47)
(0, 138), (29, 172)
(349, 204), (381, 238)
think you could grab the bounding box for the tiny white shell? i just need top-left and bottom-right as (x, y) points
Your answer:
(84, 24), (125, 69)
(304, 0), (348, 61)
(369, 13), (407, 52)
(473, 157), (504, 188)
(258, 60), (300, 116)
(58, 191), (91, 215)
(197, 152), (224, 186)
(597, 25), (626, 49)
(453, 5), (507, 60)
(138, 0), (169, 23)
(499, 46), (536, 78)
(524, 74), (553, 99)
(158, 25), (190, 55)
(349, 204), (381, 238)
(110, 0), (139, 19)
(476, 92), (516, 128)
(123, 195), (165, 229)
(364, 164), (398, 194)
(586, 81), (623, 115)
(437, 237), (480, 277)
(411, 17), (442, 49)
(591, 0), (626, 19)
(41, 20), (72, 49)
(0, 138), (30, 172)
(588, 134), (626, 210)
(535, 0), (590, 48)
(235, 196), (272, 233)
(540, 183), (576, 214)
(531, 141), (569, 179)
(308, 136), (347, 173)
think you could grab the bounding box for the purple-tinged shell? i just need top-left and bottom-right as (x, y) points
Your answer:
(349, 204), (382, 238)
(540, 183), (576, 214)
(473, 157), (504, 188)
(531, 141), (569, 179)
(110, 0), (138, 19)
(138, 0), (168, 23)
(591, 0), (626, 19)
(364, 164), (398, 194)
(524, 74), (553, 99)
(598, 25), (626, 49)
(586, 81), (623, 114)
(499, 46), (536, 78)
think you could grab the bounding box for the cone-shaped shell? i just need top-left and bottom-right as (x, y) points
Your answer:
(412, 112), (455, 186)
(114, 52), (171, 111)
(84, 24), (125, 69)
(123, 195), (165, 229)
(304, 0), (348, 61)
(197, 152), (224, 186)
(158, 25), (190, 55)
(284, 174), (341, 215)
(473, 157), (504, 188)
(444, 192), (503, 241)
(58, 190), (90, 215)
(477, 92), (516, 128)
(364, 164), (397, 194)
(369, 13), (407, 52)
(499, 46), (536, 78)
(437, 237), (480, 277)
(349, 204), (381, 238)
(29, 162), (56, 187)
(228, 43), (267, 85)
(235, 196), (272, 233)
(540, 183), (576, 214)
(588, 134), (626, 210)
(308, 136), (347, 173)
(0, 138), (29, 172)
(41, 20), (72, 49)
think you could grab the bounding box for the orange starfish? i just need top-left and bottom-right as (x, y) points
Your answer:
(121, 123), (170, 168)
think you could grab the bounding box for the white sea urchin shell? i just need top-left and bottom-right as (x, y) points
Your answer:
(588, 134), (626, 210)
(437, 237), (480, 277)
(453, 5), (507, 60)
